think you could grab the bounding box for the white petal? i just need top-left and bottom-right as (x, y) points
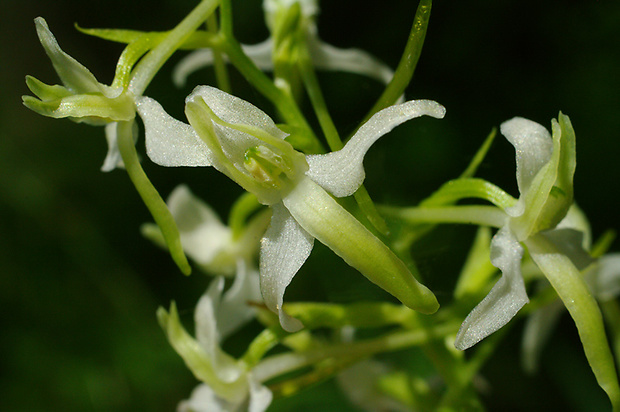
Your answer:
(247, 375), (273, 412)
(591, 254), (620, 301)
(173, 40), (275, 88)
(306, 99), (445, 197)
(454, 225), (528, 350)
(195, 278), (243, 382)
(187, 86), (287, 140)
(100, 122), (123, 172)
(136, 96), (213, 167)
(185, 86), (289, 185)
(259, 202), (313, 332)
(166, 185), (234, 274)
(309, 38), (395, 86)
(217, 261), (262, 339)
(500, 117), (553, 197)
(173, 49), (218, 88)
(177, 384), (227, 412)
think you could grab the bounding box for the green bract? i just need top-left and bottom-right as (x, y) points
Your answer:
(138, 86), (444, 331)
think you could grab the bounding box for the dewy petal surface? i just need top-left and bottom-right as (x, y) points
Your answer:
(137, 96), (213, 167)
(187, 86), (288, 141)
(165, 185), (233, 271)
(455, 225), (529, 350)
(500, 117), (553, 197)
(260, 202), (313, 332)
(306, 99), (445, 197)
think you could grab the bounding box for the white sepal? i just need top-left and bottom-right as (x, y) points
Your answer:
(259, 202), (313, 332)
(306, 99), (445, 197)
(137, 96), (213, 167)
(455, 225), (529, 350)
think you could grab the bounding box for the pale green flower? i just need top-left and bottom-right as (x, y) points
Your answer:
(142, 184), (268, 277)
(160, 272), (270, 412)
(455, 115), (576, 350)
(23, 18), (136, 171)
(138, 86), (443, 331)
(173, 0), (396, 90)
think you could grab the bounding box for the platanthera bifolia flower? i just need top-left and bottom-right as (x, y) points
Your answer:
(159, 273), (271, 412)
(138, 86), (443, 331)
(23, 18), (136, 171)
(142, 184), (269, 277)
(455, 115), (577, 350)
(173, 0), (396, 90)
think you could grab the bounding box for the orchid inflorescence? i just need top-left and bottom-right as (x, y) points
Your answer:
(24, 0), (620, 410)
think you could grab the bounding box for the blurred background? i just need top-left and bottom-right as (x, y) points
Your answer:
(1, 0), (619, 410)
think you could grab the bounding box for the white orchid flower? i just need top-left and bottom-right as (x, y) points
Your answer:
(142, 184), (269, 277)
(23, 18), (136, 171)
(159, 271), (271, 412)
(138, 85), (443, 331)
(455, 115), (577, 350)
(173, 0), (396, 90)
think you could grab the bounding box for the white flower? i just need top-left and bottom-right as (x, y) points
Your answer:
(455, 114), (577, 350)
(173, 0), (396, 90)
(142, 184), (269, 277)
(138, 86), (443, 331)
(159, 271), (270, 412)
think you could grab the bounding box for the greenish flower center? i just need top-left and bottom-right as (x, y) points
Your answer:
(244, 145), (299, 191)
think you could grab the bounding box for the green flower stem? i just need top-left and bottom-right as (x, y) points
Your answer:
(421, 178), (517, 209)
(242, 328), (280, 367)
(253, 320), (460, 383)
(219, 38), (323, 154)
(381, 205), (506, 228)
(129, 0), (220, 96)
(228, 192), (262, 239)
(116, 121), (191, 275)
(297, 41), (341, 152)
(218, 0), (233, 38)
(206, 14), (231, 93)
(363, 0), (433, 123)
(529, 234), (620, 411)
(297, 38), (389, 235)
(459, 128), (497, 179)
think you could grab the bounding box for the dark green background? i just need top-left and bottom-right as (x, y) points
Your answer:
(1, 1), (619, 410)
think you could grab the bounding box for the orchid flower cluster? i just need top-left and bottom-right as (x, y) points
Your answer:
(23, 0), (620, 410)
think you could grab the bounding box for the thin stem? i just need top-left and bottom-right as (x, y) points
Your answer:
(362, 0), (433, 123)
(116, 121), (191, 275)
(220, 36), (324, 154)
(253, 320), (459, 383)
(381, 205), (506, 228)
(129, 0), (220, 95)
(207, 14), (231, 93)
